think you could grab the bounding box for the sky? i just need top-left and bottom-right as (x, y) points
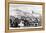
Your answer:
(9, 4), (42, 16)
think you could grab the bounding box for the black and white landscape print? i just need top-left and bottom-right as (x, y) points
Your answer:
(9, 4), (42, 29)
